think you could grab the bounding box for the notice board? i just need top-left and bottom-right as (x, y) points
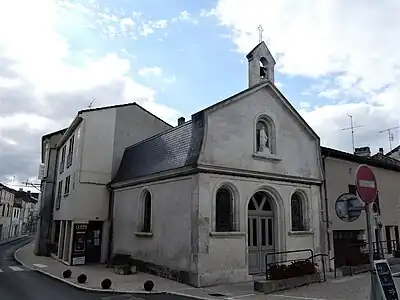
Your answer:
(374, 259), (399, 300)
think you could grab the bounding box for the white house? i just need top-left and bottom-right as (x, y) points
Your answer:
(35, 128), (66, 256)
(0, 184), (15, 240)
(110, 42), (324, 287)
(51, 103), (172, 265)
(322, 146), (400, 268)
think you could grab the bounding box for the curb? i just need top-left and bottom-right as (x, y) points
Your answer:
(13, 243), (212, 300)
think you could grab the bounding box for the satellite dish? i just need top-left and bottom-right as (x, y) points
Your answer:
(335, 193), (364, 222)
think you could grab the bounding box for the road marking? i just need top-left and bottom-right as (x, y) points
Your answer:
(269, 295), (328, 300)
(225, 294), (256, 299)
(33, 264), (48, 268)
(9, 266), (24, 272)
(0, 269), (3, 272)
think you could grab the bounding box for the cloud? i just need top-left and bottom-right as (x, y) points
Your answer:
(213, 0), (400, 153)
(138, 67), (163, 77)
(0, 0), (180, 186)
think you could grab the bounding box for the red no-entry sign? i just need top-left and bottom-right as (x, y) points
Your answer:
(355, 164), (378, 204)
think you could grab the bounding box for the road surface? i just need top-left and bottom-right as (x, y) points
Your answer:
(0, 237), (195, 300)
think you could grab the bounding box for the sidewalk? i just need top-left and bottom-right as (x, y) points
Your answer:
(14, 242), (267, 299)
(15, 241), (393, 300)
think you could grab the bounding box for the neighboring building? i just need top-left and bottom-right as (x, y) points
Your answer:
(110, 41), (324, 287)
(11, 196), (22, 237)
(51, 103), (172, 265)
(0, 183), (15, 240)
(322, 146), (400, 268)
(34, 128), (66, 256)
(386, 145), (400, 161)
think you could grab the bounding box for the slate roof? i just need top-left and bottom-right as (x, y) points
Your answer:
(321, 146), (400, 172)
(112, 116), (204, 184)
(386, 145), (400, 156)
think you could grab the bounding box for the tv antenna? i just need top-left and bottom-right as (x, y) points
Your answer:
(88, 97), (96, 109)
(379, 125), (400, 151)
(341, 114), (364, 153)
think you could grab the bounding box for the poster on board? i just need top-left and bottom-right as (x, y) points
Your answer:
(71, 223), (87, 265)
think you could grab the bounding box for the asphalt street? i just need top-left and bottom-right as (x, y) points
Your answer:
(0, 237), (197, 300)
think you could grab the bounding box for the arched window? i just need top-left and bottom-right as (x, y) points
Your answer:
(215, 187), (234, 232)
(255, 115), (275, 155)
(141, 191), (152, 233)
(260, 57), (269, 79)
(291, 193), (307, 231)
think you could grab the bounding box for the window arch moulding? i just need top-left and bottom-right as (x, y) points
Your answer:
(288, 189), (313, 236)
(252, 113), (282, 162)
(135, 188), (153, 238)
(210, 182), (245, 238)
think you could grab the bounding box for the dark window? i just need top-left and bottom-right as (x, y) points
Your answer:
(291, 193), (305, 231)
(1, 204), (5, 217)
(64, 176), (70, 195)
(59, 146), (66, 174)
(215, 187), (234, 232)
(142, 192), (151, 233)
(68, 135), (75, 154)
(348, 184), (357, 196)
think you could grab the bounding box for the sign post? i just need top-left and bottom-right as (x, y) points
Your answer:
(355, 165), (379, 299)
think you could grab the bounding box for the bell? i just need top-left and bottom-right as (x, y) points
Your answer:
(260, 66), (267, 78)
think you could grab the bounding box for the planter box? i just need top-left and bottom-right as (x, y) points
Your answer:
(340, 264), (369, 276)
(254, 273), (321, 294)
(114, 265), (137, 275)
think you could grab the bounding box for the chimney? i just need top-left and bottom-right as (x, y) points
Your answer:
(177, 117), (185, 126)
(354, 147), (371, 157)
(379, 147), (384, 155)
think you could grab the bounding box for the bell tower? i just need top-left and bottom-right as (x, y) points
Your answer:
(246, 32), (276, 88)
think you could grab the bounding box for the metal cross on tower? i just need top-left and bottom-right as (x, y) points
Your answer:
(258, 25), (264, 43)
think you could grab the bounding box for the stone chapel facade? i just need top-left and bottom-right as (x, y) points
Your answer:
(110, 42), (324, 287)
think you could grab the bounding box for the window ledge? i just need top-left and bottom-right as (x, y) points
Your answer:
(209, 231), (246, 238)
(135, 232), (153, 237)
(288, 230), (313, 236)
(252, 153), (282, 162)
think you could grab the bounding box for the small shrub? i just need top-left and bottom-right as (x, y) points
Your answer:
(101, 278), (112, 289)
(269, 259), (318, 280)
(77, 274), (87, 284)
(111, 254), (133, 267)
(144, 280), (154, 291)
(62, 269), (72, 278)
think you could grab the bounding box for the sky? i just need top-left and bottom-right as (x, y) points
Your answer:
(1, 0), (400, 191)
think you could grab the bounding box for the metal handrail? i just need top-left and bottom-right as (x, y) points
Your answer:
(265, 248), (314, 279)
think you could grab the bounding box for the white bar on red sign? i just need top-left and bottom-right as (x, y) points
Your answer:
(359, 180), (376, 188)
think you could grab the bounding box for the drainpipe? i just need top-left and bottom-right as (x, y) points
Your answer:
(321, 152), (331, 258)
(106, 183), (114, 267)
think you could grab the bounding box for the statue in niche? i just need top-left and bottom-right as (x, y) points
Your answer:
(259, 127), (270, 154)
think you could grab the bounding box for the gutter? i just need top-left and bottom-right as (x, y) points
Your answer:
(321, 151), (332, 256)
(106, 183), (114, 267)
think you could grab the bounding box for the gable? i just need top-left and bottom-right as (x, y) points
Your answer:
(199, 83), (322, 180)
(203, 82), (319, 142)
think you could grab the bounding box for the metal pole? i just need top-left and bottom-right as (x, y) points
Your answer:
(366, 203), (379, 299)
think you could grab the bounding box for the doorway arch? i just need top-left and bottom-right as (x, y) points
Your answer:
(247, 191), (275, 275)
